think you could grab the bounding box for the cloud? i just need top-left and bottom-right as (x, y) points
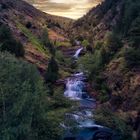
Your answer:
(26, 0), (101, 19)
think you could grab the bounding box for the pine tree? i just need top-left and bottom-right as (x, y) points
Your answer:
(45, 57), (59, 84)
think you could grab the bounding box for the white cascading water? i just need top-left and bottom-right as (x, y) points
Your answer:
(64, 48), (96, 128)
(64, 49), (85, 100)
(64, 78), (85, 100)
(73, 47), (83, 58)
(63, 46), (114, 140)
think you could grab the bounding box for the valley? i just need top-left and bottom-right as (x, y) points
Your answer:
(0, 0), (140, 140)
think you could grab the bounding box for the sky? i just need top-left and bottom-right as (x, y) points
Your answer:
(26, 0), (102, 19)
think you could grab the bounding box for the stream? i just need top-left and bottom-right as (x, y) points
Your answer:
(63, 48), (118, 140)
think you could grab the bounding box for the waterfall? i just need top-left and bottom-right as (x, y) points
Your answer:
(64, 77), (85, 100)
(73, 47), (83, 58)
(63, 48), (114, 140)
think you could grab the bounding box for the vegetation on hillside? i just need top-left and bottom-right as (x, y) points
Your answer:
(0, 52), (72, 140)
(0, 24), (25, 57)
(16, 22), (50, 58)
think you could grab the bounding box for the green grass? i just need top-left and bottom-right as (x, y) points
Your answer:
(16, 22), (50, 58)
(55, 41), (71, 48)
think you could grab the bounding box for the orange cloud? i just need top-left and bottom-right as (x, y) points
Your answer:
(25, 0), (102, 19)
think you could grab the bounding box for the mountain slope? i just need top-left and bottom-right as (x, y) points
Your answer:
(0, 0), (69, 72)
(70, 0), (123, 41)
(71, 0), (140, 120)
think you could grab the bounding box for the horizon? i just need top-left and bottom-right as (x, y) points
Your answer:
(26, 0), (102, 19)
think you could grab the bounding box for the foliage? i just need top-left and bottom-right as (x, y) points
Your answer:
(0, 24), (11, 40)
(40, 28), (49, 46)
(77, 49), (103, 80)
(116, 0), (140, 46)
(45, 57), (59, 84)
(16, 22), (50, 58)
(25, 22), (32, 29)
(55, 50), (65, 63)
(122, 0), (140, 36)
(0, 39), (24, 57)
(0, 52), (48, 140)
(94, 76), (110, 103)
(94, 41), (103, 50)
(40, 28), (55, 55)
(81, 39), (89, 47)
(55, 41), (71, 48)
(52, 87), (72, 109)
(128, 16), (140, 47)
(124, 47), (140, 69)
(104, 32), (122, 54)
(94, 107), (133, 140)
(0, 24), (24, 57)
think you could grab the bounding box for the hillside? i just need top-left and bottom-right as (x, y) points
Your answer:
(0, 0), (70, 73)
(0, 0), (140, 139)
(70, 0), (140, 123)
(70, 0), (123, 41)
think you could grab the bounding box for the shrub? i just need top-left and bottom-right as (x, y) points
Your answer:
(77, 49), (103, 80)
(40, 28), (50, 46)
(81, 39), (89, 47)
(94, 107), (133, 140)
(26, 22), (32, 28)
(0, 24), (25, 57)
(128, 16), (140, 47)
(94, 76), (110, 103)
(0, 39), (25, 57)
(55, 50), (65, 63)
(104, 32), (122, 54)
(0, 24), (12, 41)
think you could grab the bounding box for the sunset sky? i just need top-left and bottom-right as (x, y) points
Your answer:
(26, 0), (102, 19)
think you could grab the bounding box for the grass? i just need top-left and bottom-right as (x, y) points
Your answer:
(55, 41), (71, 48)
(16, 22), (50, 58)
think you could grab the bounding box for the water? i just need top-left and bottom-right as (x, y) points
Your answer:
(63, 48), (117, 140)
(64, 72), (96, 127)
(73, 48), (83, 58)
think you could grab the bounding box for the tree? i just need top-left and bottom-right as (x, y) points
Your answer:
(0, 24), (25, 57)
(77, 49), (103, 81)
(45, 57), (59, 84)
(0, 39), (25, 57)
(40, 28), (55, 55)
(94, 106), (133, 140)
(0, 24), (11, 41)
(0, 52), (66, 140)
(104, 32), (122, 54)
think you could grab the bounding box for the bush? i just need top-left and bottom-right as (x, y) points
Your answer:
(55, 50), (65, 63)
(40, 28), (55, 55)
(94, 76), (110, 103)
(94, 107), (133, 140)
(81, 39), (89, 47)
(124, 47), (140, 69)
(0, 24), (12, 40)
(0, 24), (25, 57)
(26, 22), (32, 29)
(51, 87), (72, 109)
(128, 16), (140, 47)
(77, 49), (103, 80)
(104, 32), (122, 54)
(0, 39), (25, 57)
(40, 28), (49, 46)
